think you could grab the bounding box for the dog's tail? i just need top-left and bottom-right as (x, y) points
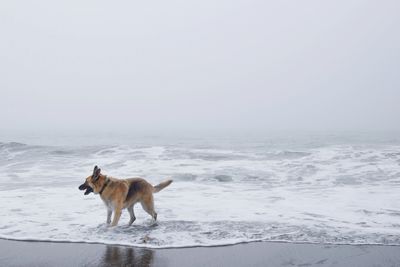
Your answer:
(153, 179), (173, 193)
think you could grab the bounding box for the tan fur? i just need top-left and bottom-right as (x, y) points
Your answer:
(80, 171), (172, 226)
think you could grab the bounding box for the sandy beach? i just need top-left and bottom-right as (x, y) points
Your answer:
(1, 239), (399, 267)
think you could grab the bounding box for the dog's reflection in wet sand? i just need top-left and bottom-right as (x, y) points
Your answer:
(100, 245), (154, 267)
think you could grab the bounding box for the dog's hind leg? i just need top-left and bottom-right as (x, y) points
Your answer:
(128, 205), (136, 226)
(107, 209), (112, 224)
(141, 195), (157, 221)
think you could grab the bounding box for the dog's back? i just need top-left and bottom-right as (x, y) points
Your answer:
(125, 178), (152, 203)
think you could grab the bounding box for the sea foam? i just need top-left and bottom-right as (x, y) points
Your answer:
(0, 137), (399, 248)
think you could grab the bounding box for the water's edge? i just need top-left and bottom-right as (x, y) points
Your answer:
(1, 236), (400, 249)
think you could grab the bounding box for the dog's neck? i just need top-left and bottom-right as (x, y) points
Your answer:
(99, 176), (109, 195)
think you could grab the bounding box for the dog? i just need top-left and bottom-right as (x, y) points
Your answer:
(79, 166), (172, 226)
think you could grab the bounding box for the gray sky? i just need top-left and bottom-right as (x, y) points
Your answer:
(1, 0), (399, 135)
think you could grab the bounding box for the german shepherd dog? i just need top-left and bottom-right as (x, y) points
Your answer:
(79, 166), (172, 226)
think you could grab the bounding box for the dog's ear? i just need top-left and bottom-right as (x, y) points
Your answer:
(92, 165), (101, 181)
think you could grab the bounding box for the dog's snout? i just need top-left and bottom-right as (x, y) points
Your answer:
(78, 183), (87, 190)
(79, 182), (93, 195)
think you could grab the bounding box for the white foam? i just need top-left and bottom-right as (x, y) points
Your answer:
(0, 141), (400, 247)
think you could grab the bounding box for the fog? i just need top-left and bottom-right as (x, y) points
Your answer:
(1, 0), (399, 136)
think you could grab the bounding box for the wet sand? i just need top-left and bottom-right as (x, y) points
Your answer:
(0, 239), (399, 267)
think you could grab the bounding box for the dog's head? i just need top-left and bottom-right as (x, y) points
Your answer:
(78, 165), (104, 195)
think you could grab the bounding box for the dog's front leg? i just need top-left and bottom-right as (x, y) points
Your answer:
(128, 205), (136, 226)
(111, 205), (122, 227)
(106, 209), (112, 224)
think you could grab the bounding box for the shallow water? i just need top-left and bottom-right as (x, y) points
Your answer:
(0, 134), (399, 248)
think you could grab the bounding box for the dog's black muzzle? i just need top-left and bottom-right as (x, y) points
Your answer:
(79, 182), (93, 195)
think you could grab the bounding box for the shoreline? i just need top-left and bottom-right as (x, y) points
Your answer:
(1, 236), (400, 249)
(1, 239), (400, 267)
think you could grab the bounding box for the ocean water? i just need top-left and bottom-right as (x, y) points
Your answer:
(0, 134), (399, 248)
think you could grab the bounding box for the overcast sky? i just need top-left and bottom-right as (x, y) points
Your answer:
(1, 0), (399, 136)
